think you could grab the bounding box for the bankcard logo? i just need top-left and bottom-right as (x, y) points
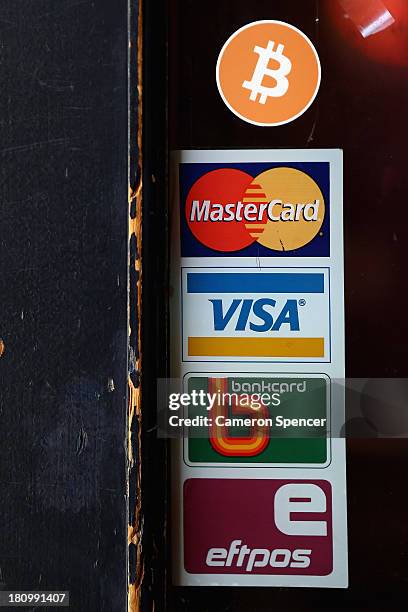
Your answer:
(185, 375), (329, 467)
(216, 20), (321, 126)
(184, 479), (333, 575)
(182, 268), (330, 362)
(181, 162), (330, 257)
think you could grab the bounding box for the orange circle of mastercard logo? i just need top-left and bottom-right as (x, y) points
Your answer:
(186, 167), (325, 252)
(216, 20), (321, 126)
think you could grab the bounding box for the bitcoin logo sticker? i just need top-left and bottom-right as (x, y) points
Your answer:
(216, 21), (321, 126)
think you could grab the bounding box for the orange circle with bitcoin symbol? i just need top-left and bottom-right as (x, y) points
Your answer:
(216, 20), (321, 126)
(244, 167), (325, 251)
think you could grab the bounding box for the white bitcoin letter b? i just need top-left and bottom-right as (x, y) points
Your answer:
(243, 40), (292, 104)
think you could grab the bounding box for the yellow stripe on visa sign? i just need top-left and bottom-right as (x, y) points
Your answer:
(188, 337), (325, 358)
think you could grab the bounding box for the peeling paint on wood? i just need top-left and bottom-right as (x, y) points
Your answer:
(128, 1), (144, 611)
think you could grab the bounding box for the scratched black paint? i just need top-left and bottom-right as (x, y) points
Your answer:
(0, 1), (128, 610)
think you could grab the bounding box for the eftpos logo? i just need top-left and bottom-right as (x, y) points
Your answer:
(180, 161), (330, 257)
(184, 479), (333, 576)
(182, 268), (331, 363)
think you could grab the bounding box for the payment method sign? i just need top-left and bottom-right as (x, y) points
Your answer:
(180, 161), (330, 258)
(171, 150), (347, 589)
(182, 268), (330, 362)
(216, 20), (321, 127)
(184, 374), (330, 467)
(184, 479), (333, 576)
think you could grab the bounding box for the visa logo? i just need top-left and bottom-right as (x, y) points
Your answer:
(210, 299), (300, 332)
(183, 269), (329, 362)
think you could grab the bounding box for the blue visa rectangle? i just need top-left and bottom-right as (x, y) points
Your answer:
(187, 273), (325, 294)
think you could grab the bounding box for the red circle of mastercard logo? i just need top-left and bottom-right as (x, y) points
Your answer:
(186, 169), (256, 252)
(186, 168), (325, 252)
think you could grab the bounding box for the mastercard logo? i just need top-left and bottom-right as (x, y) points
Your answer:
(186, 167), (325, 252)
